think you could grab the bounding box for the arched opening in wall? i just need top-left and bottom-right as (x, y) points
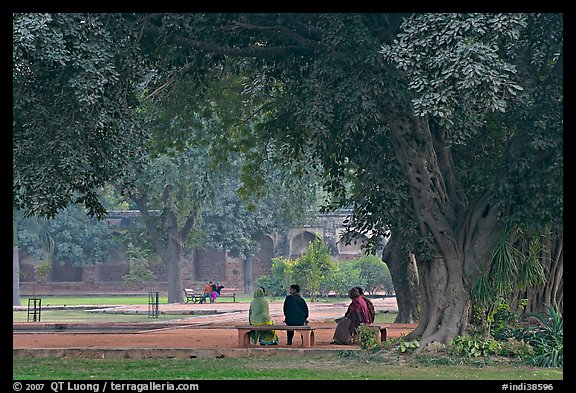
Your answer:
(253, 235), (274, 281)
(337, 230), (368, 257)
(290, 231), (319, 259)
(194, 247), (227, 282)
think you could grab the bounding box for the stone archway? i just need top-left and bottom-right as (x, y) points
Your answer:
(253, 235), (274, 280)
(337, 230), (368, 257)
(290, 230), (319, 258)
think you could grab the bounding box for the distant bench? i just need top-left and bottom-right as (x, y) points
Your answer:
(235, 324), (315, 347)
(183, 288), (238, 303)
(217, 288), (237, 302)
(183, 288), (202, 303)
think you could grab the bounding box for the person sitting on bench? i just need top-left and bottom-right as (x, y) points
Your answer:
(199, 281), (213, 304)
(248, 287), (278, 345)
(283, 284), (309, 346)
(331, 287), (371, 345)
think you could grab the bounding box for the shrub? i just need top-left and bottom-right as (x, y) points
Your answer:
(518, 305), (563, 367)
(355, 323), (380, 350)
(449, 334), (501, 357)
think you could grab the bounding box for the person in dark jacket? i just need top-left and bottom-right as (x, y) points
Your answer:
(282, 284), (309, 345)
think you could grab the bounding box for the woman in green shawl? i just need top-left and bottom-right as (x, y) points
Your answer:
(249, 287), (279, 345)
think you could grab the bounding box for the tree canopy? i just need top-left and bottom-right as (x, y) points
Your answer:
(13, 13), (562, 343)
(13, 13), (147, 218)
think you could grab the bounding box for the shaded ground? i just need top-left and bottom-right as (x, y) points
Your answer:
(14, 298), (415, 351)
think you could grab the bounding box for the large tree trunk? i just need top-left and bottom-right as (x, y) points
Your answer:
(13, 219), (21, 306)
(244, 255), (254, 295)
(407, 255), (470, 345)
(165, 239), (183, 304)
(382, 233), (419, 323)
(387, 114), (503, 348)
(12, 223), (20, 306)
(132, 187), (197, 304)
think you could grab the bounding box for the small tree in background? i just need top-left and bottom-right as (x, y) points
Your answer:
(354, 255), (393, 295)
(255, 256), (293, 297)
(323, 261), (362, 297)
(122, 242), (157, 292)
(292, 237), (336, 302)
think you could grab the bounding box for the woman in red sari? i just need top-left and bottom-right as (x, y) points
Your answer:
(331, 287), (371, 344)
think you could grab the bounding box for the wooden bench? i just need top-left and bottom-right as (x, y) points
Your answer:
(216, 288), (237, 302)
(183, 288), (203, 303)
(235, 324), (315, 347)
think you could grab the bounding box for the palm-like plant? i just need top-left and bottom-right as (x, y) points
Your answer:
(523, 304), (563, 367)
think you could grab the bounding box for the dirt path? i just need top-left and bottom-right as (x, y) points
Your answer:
(13, 298), (415, 350)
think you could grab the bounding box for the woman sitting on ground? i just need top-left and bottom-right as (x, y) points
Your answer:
(248, 287), (279, 345)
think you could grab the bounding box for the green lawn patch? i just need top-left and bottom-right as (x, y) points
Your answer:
(13, 354), (563, 380)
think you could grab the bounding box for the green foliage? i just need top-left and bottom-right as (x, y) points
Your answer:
(17, 205), (118, 266)
(454, 304), (561, 367)
(491, 302), (522, 341)
(490, 227), (521, 295)
(471, 268), (495, 311)
(16, 212), (54, 265)
(449, 334), (501, 358)
(497, 338), (535, 361)
(521, 305), (563, 367)
(398, 339), (420, 354)
(13, 13), (147, 219)
(261, 252), (392, 298)
(352, 255), (393, 295)
(517, 234), (546, 291)
(254, 275), (285, 298)
(381, 14), (527, 130)
(471, 228), (549, 340)
(122, 243), (157, 284)
(35, 260), (52, 281)
(291, 237), (335, 301)
(355, 323), (380, 350)
(257, 257), (294, 297)
(322, 262), (362, 297)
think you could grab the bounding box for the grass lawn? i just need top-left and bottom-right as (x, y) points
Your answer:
(12, 353), (563, 380)
(12, 309), (202, 323)
(19, 295), (355, 305)
(14, 295), (238, 323)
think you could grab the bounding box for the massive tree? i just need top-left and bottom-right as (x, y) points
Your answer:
(13, 13), (562, 345)
(128, 13), (562, 345)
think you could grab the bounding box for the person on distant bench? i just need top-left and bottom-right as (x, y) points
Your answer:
(283, 284), (309, 346)
(199, 281), (213, 304)
(248, 287), (278, 345)
(211, 282), (224, 303)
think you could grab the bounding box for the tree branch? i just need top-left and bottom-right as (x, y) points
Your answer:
(180, 208), (197, 241)
(281, 14), (323, 40)
(131, 195), (167, 259)
(231, 20), (324, 49)
(143, 22), (314, 58)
